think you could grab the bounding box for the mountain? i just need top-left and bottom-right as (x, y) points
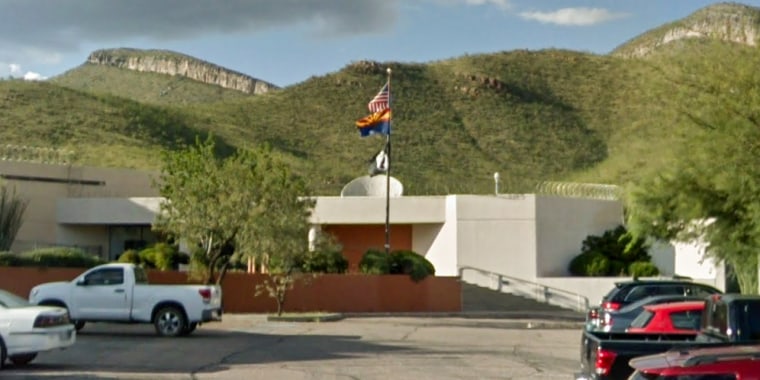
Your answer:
(2, 2), (759, 196)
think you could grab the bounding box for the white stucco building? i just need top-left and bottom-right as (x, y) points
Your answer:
(1, 160), (725, 311)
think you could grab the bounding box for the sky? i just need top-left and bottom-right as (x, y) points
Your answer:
(1, 0), (759, 87)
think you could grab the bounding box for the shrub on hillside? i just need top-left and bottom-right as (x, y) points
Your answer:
(20, 247), (105, 268)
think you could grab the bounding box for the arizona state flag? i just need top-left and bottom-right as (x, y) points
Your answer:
(356, 108), (391, 137)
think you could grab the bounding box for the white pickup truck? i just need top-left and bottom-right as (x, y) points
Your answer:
(28, 263), (222, 337)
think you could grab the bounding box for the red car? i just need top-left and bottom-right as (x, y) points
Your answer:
(628, 344), (760, 379)
(626, 300), (704, 335)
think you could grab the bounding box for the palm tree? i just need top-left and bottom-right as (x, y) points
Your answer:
(0, 185), (28, 251)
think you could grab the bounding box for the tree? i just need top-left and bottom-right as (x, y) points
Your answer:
(626, 42), (760, 294)
(0, 184), (28, 251)
(155, 135), (315, 285)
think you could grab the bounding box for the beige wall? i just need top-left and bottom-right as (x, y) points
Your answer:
(454, 195), (538, 280)
(535, 196), (624, 277)
(0, 161), (157, 252)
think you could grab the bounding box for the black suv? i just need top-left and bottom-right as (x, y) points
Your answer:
(599, 279), (722, 311)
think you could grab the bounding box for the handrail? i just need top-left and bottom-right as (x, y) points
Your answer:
(458, 266), (590, 312)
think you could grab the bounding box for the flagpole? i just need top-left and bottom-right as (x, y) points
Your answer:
(384, 67), (392, 256)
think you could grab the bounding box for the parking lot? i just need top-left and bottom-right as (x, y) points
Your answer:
(3, 315), (582, 379)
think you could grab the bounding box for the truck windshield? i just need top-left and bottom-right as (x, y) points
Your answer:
(133, 267), (149, 284)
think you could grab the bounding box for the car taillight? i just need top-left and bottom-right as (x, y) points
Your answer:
(34, 313), (70, 328)
(595, 348), (617, 375)
(198, 288), (212, 304)
(602, 301), (621, 311)
(588, 309), (599, 319)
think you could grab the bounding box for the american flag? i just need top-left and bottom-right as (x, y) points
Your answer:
(367, 83), (390, 113)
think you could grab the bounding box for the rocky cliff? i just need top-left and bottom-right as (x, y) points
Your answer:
(613, 2), (760, 58)
(87, 48), (279, 94)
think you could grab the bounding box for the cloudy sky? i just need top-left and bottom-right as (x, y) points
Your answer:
(1, 0), (757, 86)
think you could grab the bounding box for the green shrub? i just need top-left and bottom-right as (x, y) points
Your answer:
(389, 250), (436, 282)
(0, 252), (23, 266)
(358, 249), (390, 274)
(20, 247), (105, 268)
(569, 252), (610, 276)
(138, 243), (181, 270)
(629, 261), (660, 277)
(359, 249), (436, 282)
(117, 249), (141, 265)
(297, 249), (348, 274)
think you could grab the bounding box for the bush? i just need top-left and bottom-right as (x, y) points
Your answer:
(117, 249), (141, 265)
(138, 243), (181, 270)
(359, 249), (436, 282)
(297, 249), (348, 274)
(358, 249), (390, 274)
(19, 247), (105, 268)
(0, 252), (23, 266)
(569, 252), (610, 276)
(568, 225), (655, 277)
(389, 250), (436, 282)
(629, 261), (660, 277)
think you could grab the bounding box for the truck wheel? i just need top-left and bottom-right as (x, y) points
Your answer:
(0, 337), (6, 369)
(9, 353), (37, 366)
(154, 306), (186, 337)
(39, 301), (84, 331)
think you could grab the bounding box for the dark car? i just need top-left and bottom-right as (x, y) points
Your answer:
(589, 295), (705, 333)
(627, 344), (760, 379)
(599, 279), (722, 312)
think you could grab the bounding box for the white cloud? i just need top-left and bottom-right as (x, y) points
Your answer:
(23, 71), (46, 81)
(9, 63), (21, 75)
(519, 7), (628, 26)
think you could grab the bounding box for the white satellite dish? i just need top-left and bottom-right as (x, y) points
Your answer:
(340, 175), (403, 197)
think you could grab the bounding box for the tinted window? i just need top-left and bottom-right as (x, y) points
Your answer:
(85, 268), (124, 286)
(658, 285), (686, 296)
(737, 302), (760, 340)
(624, 286), (659, 303)
(670, 310), (701, 330)
(704, 300), (729, 336)
(630, 310), (655, 328)
(688, 285), (720, 298)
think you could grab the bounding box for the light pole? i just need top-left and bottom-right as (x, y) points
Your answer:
(493, 172), (500, 195)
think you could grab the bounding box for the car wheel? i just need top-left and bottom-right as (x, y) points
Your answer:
(0, 337), (6, 369)
(154, 306), (187, 337)
(9, 353), (37, 366)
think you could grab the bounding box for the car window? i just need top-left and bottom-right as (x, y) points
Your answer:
(0, 289), (31, 308)
(670, 310), (701, 330)
(85, 268), (124, 286)
(737, 301), (760, 340)
(704, 300), (729, 337)
(624, 286), (658, 303)
(630, 310), (655, 328)
(658, 285), (686, 296)
(688, 285), (720, 298)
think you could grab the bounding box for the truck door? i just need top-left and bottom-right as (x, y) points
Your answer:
(72, 267), (131, 320)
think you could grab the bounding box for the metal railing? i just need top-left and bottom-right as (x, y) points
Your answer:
(459, 266), (590, 312)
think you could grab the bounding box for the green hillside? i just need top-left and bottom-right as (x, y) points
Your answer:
(3, 2), (759, 196)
